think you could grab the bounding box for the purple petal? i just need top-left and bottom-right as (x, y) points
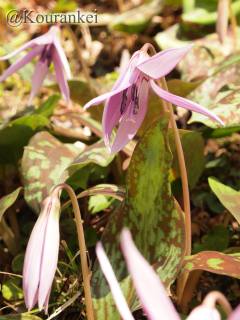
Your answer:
(0, 28), (55, 61)
(120, 229), (181, 320)
(28, 59), (49, 105)
(0, 46), (44, 82)
(228, 305), (240, 320)
(102, 86), (132, 149)
(23, 199), (49, 310)
(53, 49), (70, 102)
(150, 80), (224, 125)
(38, 195), (60, 311)
(186, 306), (221, 320)
(83, 51), (145, 110)
(110, 77), (149, 153)
(53, 38), (71, 79)
(137, 46), (192, 79)
(96, 242), (134, 320)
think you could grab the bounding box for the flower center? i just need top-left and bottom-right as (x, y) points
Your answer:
(40, 44), (54, 66)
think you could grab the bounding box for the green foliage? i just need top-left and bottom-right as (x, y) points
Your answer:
(91, 117), (186, 319)
(209, 177), (240, 224)
(88, 194), (113, 214)
(0, 187), (22, 221)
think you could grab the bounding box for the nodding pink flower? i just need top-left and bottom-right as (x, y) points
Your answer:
(84, 45), (224, 153)
(96, 229), (235, 320)
(23, 194), (61, 313)
(0, 26), (71, 104)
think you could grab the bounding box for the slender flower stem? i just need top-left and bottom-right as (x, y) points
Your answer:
(159, 77), (191, 256)
(53, 184), (95, 320)
(203, 291), (232, 316)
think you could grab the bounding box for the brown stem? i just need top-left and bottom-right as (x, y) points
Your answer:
(203, 291), (232, 316)
(229, 0), (238, 49)
(53, 184), (95, 320)
(159, 78), (191, 256)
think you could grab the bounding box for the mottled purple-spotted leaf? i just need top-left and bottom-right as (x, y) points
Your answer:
(91, 118), (186, 319)
(21, 132), (114, 213)
(209, 177), (240, 224)
(182, 251), (240, 279)
(0, 187), (22, 222)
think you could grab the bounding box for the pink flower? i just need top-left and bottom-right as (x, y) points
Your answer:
(84, 45), (224, 153)
(0, 26), (71, 104)
(96, 229), (234, 320)
(23, 194), (61, 313)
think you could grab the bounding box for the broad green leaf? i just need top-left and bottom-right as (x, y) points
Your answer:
(67, 140), (114, 177)
(91, 118), (186, 319)
(208, 177), (240, 223)
(0, 187), (22, 222)
(0, 114), (50, 163)
(182, 251), (240, 279)
(21, 132), (114, 212)
(169, 130), (205, 189)
(21, 131), (81, 212)
(110, 0), (163, 33)
(0, 315), (42, 320)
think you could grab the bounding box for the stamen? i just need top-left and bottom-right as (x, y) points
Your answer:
(120, 89), (128, 114)
(40, 44), (53, 66)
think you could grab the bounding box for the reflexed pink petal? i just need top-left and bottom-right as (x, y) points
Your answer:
(53, 38), (71, 80)
(186, 306), (221, 320)
(0, 29), (54, 61)
(137, 46), (192, 79)
(38, 196), (60, 311)
(120, 229), (181, 320)
(83, 51), (143, 110)
(110, 78), (149, 153)
(229, 305), (240, 320)
(0, 46), (44, 82)
(23, 199), (49, 310)
(150, 80), (224, 126)
(53, 50), (70, 102)
(28, 60), (49, 105)
(96, 243), (134, 320)
(83, 84), (131, 110)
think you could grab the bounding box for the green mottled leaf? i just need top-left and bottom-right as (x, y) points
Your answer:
(110, 0), (163, 33)
(209, 177), (240, 223)
(169, 130), (205, 189)
(0, 187), (22, 222)
(21, 132), (114, 212)
(21, 131), (81, 212)
(67, 140), (114, 177)
(91, 118), (186, 319)
(183, 251), (240, 279)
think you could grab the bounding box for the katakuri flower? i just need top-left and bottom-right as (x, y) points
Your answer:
(84, 45), (224, 153)
(0, 25), (71, 104)
(96, 229), (236, 320)
(23, 193), (61, 313)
